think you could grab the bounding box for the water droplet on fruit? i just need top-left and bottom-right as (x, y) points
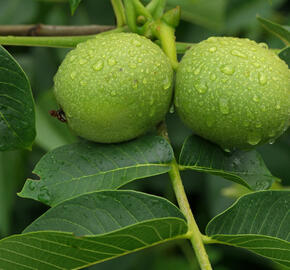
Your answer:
(132, 40), (141, 47)
(220, 65), (235, 75)
(258, 73), (267, 85)
(231, 49), (246, 58)
(253, 95), (259, 102)
(194, 81), (208, 94)
(210, 74), (216, 81)
(247, 132), (261, 145)
(194, 67), (201, 75)
(219, 98), (230, 114)
(269, 138), (275, 145)
(79, 58), (87, 65)
(70, 71), (76, 79)
(108, 58), (116, 66)
(209, 47), (216, 52)
(93, 60), (104, 71)
(258, 42), (268, 49)
(169, 104), (175, 113)
(69, 55), (76, 62)
(163, 77), (171, 90)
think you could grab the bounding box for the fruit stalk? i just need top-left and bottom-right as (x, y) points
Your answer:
(158, 122), (212, 270)
(111, 0), (127, 27)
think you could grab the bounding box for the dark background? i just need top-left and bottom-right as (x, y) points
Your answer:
(0, 0), (289, 269)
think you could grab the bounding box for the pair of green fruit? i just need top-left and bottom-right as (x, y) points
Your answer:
(54, 33), (290, 150)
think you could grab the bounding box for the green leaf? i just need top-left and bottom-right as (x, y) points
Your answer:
(206, 190), (290, 268)
(279, 46), (290, 68)
(19, 135), (174, 206)
(0, 46), (35, 151)
(257, 15), (290, 46)
(69, 0), (82, 15)
(0, 191), (187, 269)
(167, 0), (226, 31)
(0, 150), (25, 237)
(179, 135), (278, 190)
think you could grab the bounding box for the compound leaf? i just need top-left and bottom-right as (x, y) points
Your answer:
(0, 191), (187, 269)
(279, 46), (290, 67)
(206, 190), (290, 268)
(257, 15), (290, 46)
(19, 135), (174, 206)
(0, 46), (35, 151)
(69, 0), (82, 15)
(179, 135), (278, 190)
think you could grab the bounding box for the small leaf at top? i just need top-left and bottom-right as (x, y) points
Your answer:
(69, 0), (82, 15)
(0, 191), (187, 269)
(206, 190), (290, 268)
(279, 46), (290, 68)
(0, 45), (35, 151)
(257, 15), (290, 46)
(19, 135), (174, 206)
(179, 135), (278, 191)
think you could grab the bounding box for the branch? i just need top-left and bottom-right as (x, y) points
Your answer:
(0, 24), (115, 36)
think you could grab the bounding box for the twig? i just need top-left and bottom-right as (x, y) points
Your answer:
(0, 24), (115, 36)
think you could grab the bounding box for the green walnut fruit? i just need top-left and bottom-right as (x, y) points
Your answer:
(54, 33), (173, 143)
(175, 36), (290, 150)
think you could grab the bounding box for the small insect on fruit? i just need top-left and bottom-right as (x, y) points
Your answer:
(53, 33), (173, 143)
(49, 109), (67, 123)
(175, 36), (290, 151)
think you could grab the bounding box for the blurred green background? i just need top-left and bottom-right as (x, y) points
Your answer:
(0, 0), (289, 269)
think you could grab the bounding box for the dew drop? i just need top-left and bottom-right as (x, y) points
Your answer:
(69, 55), (76, 62)
(194, 68), (201, 75)
(258, 73), (267, 85)
(209, 47), (217, 52)
(163, 77), (171, 90)
(108, 58), (116, 66)
(231, 49), (246, 58)
(93, 60), (104, 71)
(70, 71), (76, 79)
(247, 132), (261, 146)
(253, 95), (259, 102)
(169, 104), (175, 114)
(219, 98), (230, 114)
(268, 138), (275, 145)
(220, 65), (235, 75)
(194, 81), (208, 94)
(132, 40), (141, 47)
(210, 74), (216, 81)
(138, 58), (142, 63)
(79, 58), (87, 65)
(258, 42), (268, 49)
(80, 80), (87, 86)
